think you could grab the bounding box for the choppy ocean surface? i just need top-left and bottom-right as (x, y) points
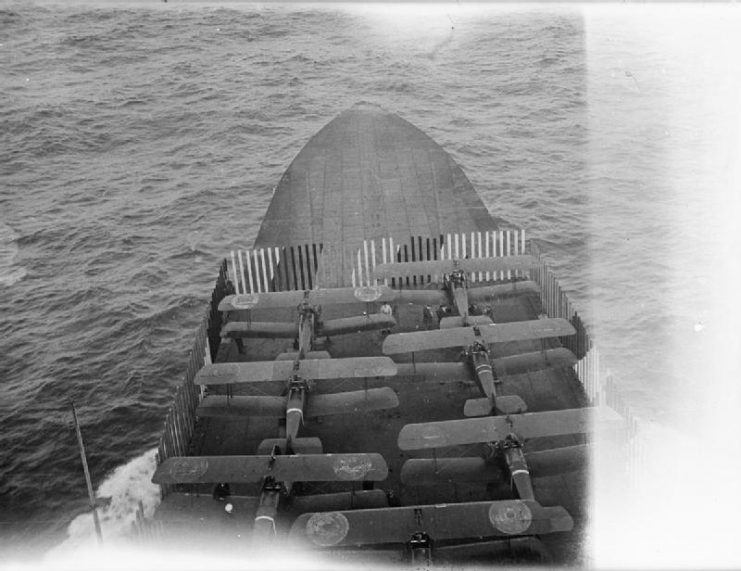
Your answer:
(1, 1), (740, 567)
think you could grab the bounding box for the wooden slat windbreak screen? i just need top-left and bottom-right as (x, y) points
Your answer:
(529, 241), (643, 483)
(228, 243), (323, 294)
(351, 229), (527, 287)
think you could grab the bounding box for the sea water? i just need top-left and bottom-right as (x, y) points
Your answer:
(1, 2), (739, 567)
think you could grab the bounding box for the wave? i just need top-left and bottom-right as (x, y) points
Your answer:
(46, 448), (161, 555)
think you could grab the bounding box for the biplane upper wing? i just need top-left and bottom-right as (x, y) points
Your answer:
(373, 256), (537, 281)
(152, 453), (388, 485)
(194, 356), (398, 386)
(218, 286), (399, 312)
(398, 407), (624, 450)
(221, 321), (298, 339)
(382, 318), (575, 354)
(289, 499), (572, 547)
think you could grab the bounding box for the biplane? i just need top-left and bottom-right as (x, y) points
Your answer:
(218, 286), (398, 356)
(153, 448), (390, 540)
(397, 407), (623, 505)
(374, 255), (539, 328)
(194, 356), (399, 454)
(282, 405), (621, 562)
(367, 407), (625, 561)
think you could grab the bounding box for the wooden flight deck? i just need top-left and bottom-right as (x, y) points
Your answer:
(151, 103), (596, 565)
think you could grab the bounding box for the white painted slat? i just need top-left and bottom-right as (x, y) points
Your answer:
(230, 250), (241, 294)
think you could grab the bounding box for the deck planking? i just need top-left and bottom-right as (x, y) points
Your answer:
(253, 103), (509, 287)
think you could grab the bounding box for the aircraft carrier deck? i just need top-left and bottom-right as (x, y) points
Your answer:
(143, 103), (612, 566)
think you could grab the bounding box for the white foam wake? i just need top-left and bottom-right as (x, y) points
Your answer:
(47, 448), (161, 556)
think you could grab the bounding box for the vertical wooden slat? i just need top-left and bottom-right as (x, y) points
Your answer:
(230, 250), (241, 294)
(356, 248), (363, 287)
(251, 250), (261, 293)
(363, 240), (370, 288)
(252, 250), (260, 294)
(279, 247), (290, 291)
(266, 247), (276, 292)
(241, 250), (252, 293)
(311, 243), (320, 288)
(273, 247), (283, 291)
(506, 230), (512, 280)
(304, 244), (313, 290)
(381, 238), (388, 286)
(295, 245), (304, 290)
(289, 246), (299, 290)
(238, 250), (247, 294)
(476, 232), (483, 282)
(389, 237), (396, 288)
(259, 249), (269, 292)
(410, 238), (417, 286)
(370, 239), (377, 285)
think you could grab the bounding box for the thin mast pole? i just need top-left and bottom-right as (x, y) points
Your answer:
(70, 399), (103, 545)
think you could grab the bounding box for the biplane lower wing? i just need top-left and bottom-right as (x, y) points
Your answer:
(289, 489), (389, 513)
(394, 362), (468, 380)
(393, 350), (576, 382)
(463, 394), (527, 417)
(276, 351), (331, 361)
(290, 499), (572, 547)
(197, 395), (286, 418)
(154, 493), (258, 524)
(256, 438), (324, 456)
(221, 321), (298, 339)
(153, 453), (388, 485)
(218, 286), (399, 312)
(396, 289), (448, 306)
(467, 281), (540, 301)
(435, 536), (552, 561)
(307, 388), (399, 417)
(321, 314), (396, 336)
(401, 457), (502, 484)
(492, 348), (577, 376)
(194, 356), (397, 386)
(373, 256), (537, 281)
(526, 444), (589, 477)
(398, 407), (624, 450)
(439, 315), (493, 329)
(204, 388), (399, 420)
(383, 318), (575, 354)
(400, 444), (589, 485)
